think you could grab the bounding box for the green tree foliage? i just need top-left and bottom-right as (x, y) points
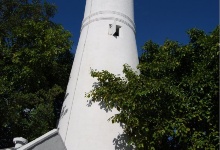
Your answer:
(0, 0), (73, 148)
(87, 27), (219, 149)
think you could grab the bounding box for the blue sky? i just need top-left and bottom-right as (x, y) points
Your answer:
(47, 0), (218, 55)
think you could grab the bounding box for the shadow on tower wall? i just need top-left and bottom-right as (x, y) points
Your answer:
(87, 82), (135, 150)
(113, 134), (134, 150)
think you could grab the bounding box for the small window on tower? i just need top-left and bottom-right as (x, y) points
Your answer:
(113, 25), (121, 37)
(109, 21), (121, 37)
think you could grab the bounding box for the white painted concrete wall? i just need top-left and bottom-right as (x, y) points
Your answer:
(58, 0), (138, 149)
(17, 129), (66, 150)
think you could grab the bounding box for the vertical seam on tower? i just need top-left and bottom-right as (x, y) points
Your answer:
(64, 0), (93, 142)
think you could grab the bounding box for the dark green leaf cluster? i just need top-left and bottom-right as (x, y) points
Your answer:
(87, 26), (219, 149)
(0, 0), (73, 148)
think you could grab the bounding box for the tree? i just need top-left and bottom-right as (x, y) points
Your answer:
(0, 0), (73, 148)
(87, 27), (219, 149)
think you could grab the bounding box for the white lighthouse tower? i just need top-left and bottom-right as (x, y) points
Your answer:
(58, 0), (139, 149)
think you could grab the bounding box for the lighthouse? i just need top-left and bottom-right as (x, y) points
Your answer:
(58, 0), (139, 149)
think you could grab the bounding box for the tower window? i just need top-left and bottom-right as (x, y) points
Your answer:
(113, 25), (121, 37)
(109, 21), (121, 37)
